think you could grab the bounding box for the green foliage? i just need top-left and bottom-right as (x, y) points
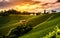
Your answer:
(6, 23), (33, 38)
(0, 9), (20, 16)
(43, 26), (60, 38)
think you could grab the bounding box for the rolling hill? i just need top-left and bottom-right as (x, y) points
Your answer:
(0, 15), (35, 35)
(0, 13), (60, 38)
(0, 14), (51, 36)
(19, 13), (60, 38)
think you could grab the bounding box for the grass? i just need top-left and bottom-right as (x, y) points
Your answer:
(26, 14), (53, 27)
(0, 15), (35, 35)
(0, 16), (33, 27)
(0, 14), (51, 36)
(0, 13), (60, 38)
(19, 13), (60, 38)
(0, 14), (42, 35)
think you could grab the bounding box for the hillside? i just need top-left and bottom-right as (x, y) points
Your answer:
(0, 13), (60, 38)
(0, 13), (52, 36)
(0, 14), (48, 35)
(19, 13), (60, 38)
(0, 15), (35, 35)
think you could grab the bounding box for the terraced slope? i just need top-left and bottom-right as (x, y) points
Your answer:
(19, 13), (60, 38)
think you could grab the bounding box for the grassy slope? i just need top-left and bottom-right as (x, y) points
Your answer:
(0, 16), (33, 27)
(0, 15), (34, 35)
(27, 14), (53, 27)
(0, 14), (52, 36)
(19, 13), (60, 38)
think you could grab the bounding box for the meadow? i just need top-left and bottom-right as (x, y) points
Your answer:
(0, 11), (60, 38)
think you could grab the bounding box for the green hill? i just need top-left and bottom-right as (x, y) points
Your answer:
(27, 14), (53, 27)
(0, 13), (60, 38)
(19, 13), (60, 38)
(0, 13), (52, 36)
(0, 15), (35, 35)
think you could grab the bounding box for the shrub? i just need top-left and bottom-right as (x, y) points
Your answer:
(8, 23), (33, 38)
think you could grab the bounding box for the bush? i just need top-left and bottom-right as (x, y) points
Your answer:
(8, 23), (33, 38)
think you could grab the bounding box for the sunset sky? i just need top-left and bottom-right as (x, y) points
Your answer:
(0, 0), (60, 12)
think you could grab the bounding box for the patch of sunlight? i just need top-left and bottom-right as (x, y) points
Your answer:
(43, 26), (60, 38)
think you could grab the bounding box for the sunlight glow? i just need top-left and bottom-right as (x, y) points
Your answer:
(14, 4), (42, 12)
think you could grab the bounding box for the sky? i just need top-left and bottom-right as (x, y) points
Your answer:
(0, 0), (60, 12)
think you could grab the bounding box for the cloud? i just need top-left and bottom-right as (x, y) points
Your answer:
(0, 0), (60, 12)
(0, 0), (41, 9)
(0, 2), (10, 9)
(33, 0), (57, 3)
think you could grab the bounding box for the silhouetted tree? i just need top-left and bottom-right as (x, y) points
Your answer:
(44, 10), (46, 14)
(51, 10), (56, 13)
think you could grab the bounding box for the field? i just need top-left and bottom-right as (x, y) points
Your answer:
(0, 13), (60, 38)
(19, 13), (60, 38)
(0, 15), (35, 35)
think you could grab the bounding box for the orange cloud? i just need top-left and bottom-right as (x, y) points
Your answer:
(0, 0), (60, 12)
